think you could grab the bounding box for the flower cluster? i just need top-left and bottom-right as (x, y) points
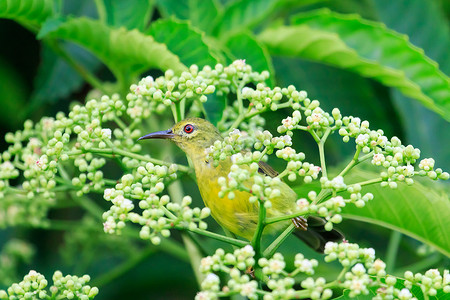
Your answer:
(322, 242), (447, 299)
(0, 92), (138, 227)
(403, 269), (450, 297)
(102, 165), (210, 245)
(242, 84), (308, 115)
(333, 115), (449, 186)
(0, 270), (98, 299)
(197, 242), (448, 300)
(198, 246), (258, 300)
(127, 60), (269, 120)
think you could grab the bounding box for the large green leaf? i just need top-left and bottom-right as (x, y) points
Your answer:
(226, 32), (275, 86)
(30, 44), (101, 106)
(293, 168), (450, 257)
(103, 0), (153, 31)
(258, 10), (450, 121)
(340, 169), (450, 257)
(147, 19), (219, 68)
(39, 17), (187, 79)
(290, 9), (450, 121)
(0, 0), (53, 25)
(156, 0), (221, 35)
(214, 0), (280, 37)
(373, 0), (450, 171)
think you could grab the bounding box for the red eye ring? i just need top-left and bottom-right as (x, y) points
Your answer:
(184, 124), (194, 134)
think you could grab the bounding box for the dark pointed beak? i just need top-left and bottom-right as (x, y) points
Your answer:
(138, 129), (175, 141)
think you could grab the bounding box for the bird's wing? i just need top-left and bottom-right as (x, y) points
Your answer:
(257, 161), (279, 178)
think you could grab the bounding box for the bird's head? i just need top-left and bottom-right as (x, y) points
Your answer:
(138, 118), (223, 159)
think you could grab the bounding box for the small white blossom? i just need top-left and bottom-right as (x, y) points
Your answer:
(419, 158), (435, 171)
(240, 281), (257, 298)
(101, 128), (112, 139)
(372, 153), (385, 166)
(398, 288), (412, 300)
(296, 198), (309, 211)
(356, 134), (370, 146)
(282, 117), (295, 130)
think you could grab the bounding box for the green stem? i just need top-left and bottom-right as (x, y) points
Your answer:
(226, 114), (245, 135)
(263, 223), (295, 258)
(336, 266), (349, 282)
(277, 169), (289, 179)
(308, 129), (321, 143)
(235, 80), (244, 115)
(348, 177), (383, 188)
(114, 116), (127, 131)
(318, 141), (327, 179)
(120, 227), (190, 262)
(91, 246), (156, 287)
(179, 226), (248, 247)
(66, 147), (190, 173)
(94, 0), (107, 23)
(266, 212), (306, 225)
(251, 201), (267, 257)
(386, 231), (402, 273)
(339, 146), (362, 176)
(319, 128), (331, 176)
(244, 102), (293, 120)
(225, 81), (246, 134)
(292, 289), (311, 298)
(172, 101), (183, 122)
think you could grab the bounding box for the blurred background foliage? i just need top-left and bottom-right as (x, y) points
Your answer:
(0, 0), (449, 299)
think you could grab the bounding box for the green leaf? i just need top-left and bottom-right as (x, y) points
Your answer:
(147, 19), (219, 68)
(30, 44), (101, 105)
(226, 32), (275, 86)
(0, 0), (53, 25)
(202, 93), (226, 126)
(103, 0), (153, 31)
(339, 168), (450, 257)
(214, 0), (280, 37)
(373, 0), (450, 171)
(156, 0), (221, 35)
(272, 57), (398, 165)
(258, 10), (450, 121)
(293, 166), (450, 257)
(36, 16), (66, 39)
(290, 9), (450, 121)
(0, 59), (27, 128)
(39, 17), (187, 80)
(155, 0), (189, 19)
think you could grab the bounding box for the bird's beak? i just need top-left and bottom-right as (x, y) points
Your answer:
(138, 129), (175, 140)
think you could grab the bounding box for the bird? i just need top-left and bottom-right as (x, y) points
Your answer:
(138, 117), (343, 252)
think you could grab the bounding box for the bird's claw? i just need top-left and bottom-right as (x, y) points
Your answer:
(246, 266), (255, 279)
(292, 216), (308, 231)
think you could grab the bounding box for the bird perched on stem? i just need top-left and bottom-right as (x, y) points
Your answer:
(139, 118), (343, 252)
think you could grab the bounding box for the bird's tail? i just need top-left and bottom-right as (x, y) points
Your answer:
(293, 216), (344, 253)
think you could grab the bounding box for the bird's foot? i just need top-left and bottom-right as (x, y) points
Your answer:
(292, 216), (308, 231)
(245, 266), (255, 279)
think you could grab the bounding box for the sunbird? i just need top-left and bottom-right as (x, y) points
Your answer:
(139, 118), (343, 252)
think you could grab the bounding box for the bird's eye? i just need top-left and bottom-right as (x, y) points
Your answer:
(184, 124), (194, 134)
